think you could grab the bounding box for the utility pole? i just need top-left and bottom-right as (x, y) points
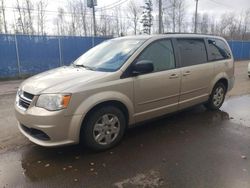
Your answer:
(88, 0), (97, 36)
(159, 0), (162, 34)
(92, 0), (97, 36)
(194, 0), (198, 33)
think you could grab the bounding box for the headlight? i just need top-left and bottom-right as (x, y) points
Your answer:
(36, 94), (71, 111)
(15, 88), (21, 104)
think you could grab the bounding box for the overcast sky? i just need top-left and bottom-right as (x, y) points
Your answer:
(3, 0), (250, 34)
(5, 0), (250, 16)
(186, 0), (250, 15)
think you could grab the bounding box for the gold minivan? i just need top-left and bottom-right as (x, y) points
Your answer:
(15, 34), (234, 150)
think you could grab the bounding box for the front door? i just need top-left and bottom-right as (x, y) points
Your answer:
(133, 39), (181, 122)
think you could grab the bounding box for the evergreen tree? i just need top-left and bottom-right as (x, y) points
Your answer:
(140, 0), (153, 34)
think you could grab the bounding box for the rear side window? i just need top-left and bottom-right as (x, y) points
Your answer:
(177, 38), (207, 67)
(137, 40), (175, 72)
(207, 38), (231, 61)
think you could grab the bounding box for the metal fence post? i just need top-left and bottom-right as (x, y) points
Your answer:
(241, 40), (244, 60)
(231, 39), (234, 55)
(58, 36), (63, 66)
(14, 34), (21, 77)
(92, 36), (95, 47)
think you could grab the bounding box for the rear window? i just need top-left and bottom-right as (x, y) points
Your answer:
(177, 38), (207, 67)
(207, 38), (231, 61)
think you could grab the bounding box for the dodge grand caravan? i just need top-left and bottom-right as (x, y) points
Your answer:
(15, 34), (234, 150)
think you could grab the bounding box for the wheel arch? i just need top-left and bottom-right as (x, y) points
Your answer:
(216, 78), (228, 91)
(79, 99), (131, 145)
(81, 100), (130, 129)
(210, 73), (229, 94)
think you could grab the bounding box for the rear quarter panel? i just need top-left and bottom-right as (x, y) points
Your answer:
(208, 38), (234, 93)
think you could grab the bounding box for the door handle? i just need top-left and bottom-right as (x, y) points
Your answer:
(183, 71), (191, 76)
(169, 73), (179, 79)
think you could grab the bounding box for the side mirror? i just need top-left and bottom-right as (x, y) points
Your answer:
(132, 60), (154, 75)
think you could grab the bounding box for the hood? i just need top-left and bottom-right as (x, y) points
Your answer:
(20, 66), (111, 95)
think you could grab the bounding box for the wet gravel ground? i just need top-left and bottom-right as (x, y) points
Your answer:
(0, 61), (250, 188)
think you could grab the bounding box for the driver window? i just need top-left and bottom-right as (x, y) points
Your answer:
(136, 40), (175, 72)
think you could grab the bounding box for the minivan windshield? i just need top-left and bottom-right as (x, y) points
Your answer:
(73, 38), (145, 72)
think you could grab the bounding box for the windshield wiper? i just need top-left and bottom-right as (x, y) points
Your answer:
(73, 64), (95, 70)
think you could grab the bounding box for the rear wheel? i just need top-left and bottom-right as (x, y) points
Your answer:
(81, 106), (126, 151)
(205, 82), (226, 110)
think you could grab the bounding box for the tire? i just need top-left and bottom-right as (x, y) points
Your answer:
(248, 75), (250, 78)
(205, 82), (226, 110)
(81, 105), (126, 151)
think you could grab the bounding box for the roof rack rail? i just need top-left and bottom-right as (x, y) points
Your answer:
(163, 32), (218, 36)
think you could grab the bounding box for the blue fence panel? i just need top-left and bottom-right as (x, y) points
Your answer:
(1, 34), (250, 79)
(16, 35), (61, 75)
(228, 40), (250, 60)
(61, 36), (93, 65)
(0, 35), (19, 78)
(242, 42), (250, 60)
(61, 36), (109, 65)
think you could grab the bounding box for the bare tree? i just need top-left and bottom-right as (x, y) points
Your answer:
(97, 10), (111, 36)
(127, 0), (141, 35)
(227, 13), (237, 39)
(162, 4), (171, 33)
(218, 13), (236, 38)
(113, 7), (121, 36)
(119, 12), (129, 36)
(68, 0), (78, 36)
(15, 0), (25, 34)
(0, 9), (2, 33)
(200, 13), (209, 34)
(25, 0), (34, 34)
(14, 0), (34, 34)
(0, 0), (7, 33)
(176, 0), (185, 32)
(242, 9), (250, 40)
(37, 0), (47, 35)
(167, 0), (177, 32)
(55, 7), (66, 36)
(218, 13), (230, 36)
(78, 0), (87, 36)
(209, 16), (216, 35)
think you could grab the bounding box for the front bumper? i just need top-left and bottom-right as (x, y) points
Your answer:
(15, 104), (83, 147)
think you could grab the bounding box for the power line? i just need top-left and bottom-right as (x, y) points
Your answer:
(96, 0), (127, 10)
(4, 6), (151, 22)
(208, 0), (233, 9)
(96, 0), (128, 11)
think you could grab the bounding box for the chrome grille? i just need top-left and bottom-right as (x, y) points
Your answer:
(16, 90), (34, 110)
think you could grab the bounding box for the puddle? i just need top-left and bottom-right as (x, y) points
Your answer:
(221, 95), (250, 127)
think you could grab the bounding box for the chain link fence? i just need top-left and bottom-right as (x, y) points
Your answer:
(0, 34), (110, 79)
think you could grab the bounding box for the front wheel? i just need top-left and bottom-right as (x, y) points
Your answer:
(81, 106), (126, 151)
(205, 82), (226, 110)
